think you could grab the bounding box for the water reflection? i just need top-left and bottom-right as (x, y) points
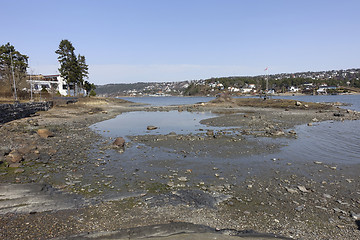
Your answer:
(90, 111), (220, 139)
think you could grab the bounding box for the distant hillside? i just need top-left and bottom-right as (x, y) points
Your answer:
(95, 81), (190, 97)
(95, 83), (151, 96)
(95, 68), (360, 96)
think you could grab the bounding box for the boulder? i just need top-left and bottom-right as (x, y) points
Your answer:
(37, 129), (54, 138)
(113, 137), (125, 147)
(6, 151), (23, 163)
(147, 126), (158, 130)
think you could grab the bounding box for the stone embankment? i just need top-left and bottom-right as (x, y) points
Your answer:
(0, 102), (52, 124)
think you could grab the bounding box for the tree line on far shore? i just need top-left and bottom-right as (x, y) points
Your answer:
(0, 40), (96, 101)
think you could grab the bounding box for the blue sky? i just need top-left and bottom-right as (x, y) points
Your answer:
(1, 0), (359, 84)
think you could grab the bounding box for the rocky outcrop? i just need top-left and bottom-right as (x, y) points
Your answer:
(0, 102), (52, 124)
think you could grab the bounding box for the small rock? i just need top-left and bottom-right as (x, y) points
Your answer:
(206, 130), (214, 136)
(37, 129), (54, 138)
(14, 168), (25, 173)
(9, 163), (21, 168)
(288, 130), (296, 135)
(333, 112), (345, 117)
(323, 193), (332, 199)
(178, 176), (188, 182)
(272, 130), (285, 136)
(298, 185), (310, 193)
(6, 151), (23, 163)
(113, 137), (125, 147)
(147, 126), (158, 130)
(351, 212), (360, 220)
(312, 118), (319, 122)
(285, 187), (298, 194)
(307, 122), (313, 126)
(295, 205), (305, 211)
(295, 101), (302, 106)
(315, 206), (327, 211)
(0, 147), (11, 156)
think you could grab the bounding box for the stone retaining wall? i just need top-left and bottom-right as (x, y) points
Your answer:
(0, 102), (52, 124)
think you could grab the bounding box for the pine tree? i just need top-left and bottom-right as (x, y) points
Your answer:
(0, 43), (28, 99)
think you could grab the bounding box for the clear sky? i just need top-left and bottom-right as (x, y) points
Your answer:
(1, 0), (359, 85)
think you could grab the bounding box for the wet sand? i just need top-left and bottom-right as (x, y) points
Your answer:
(0, 97), (359, 240)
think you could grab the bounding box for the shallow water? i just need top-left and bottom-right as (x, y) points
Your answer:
(90, 111), (223, 140)
(274, 120), (360, 164)
(239, 94), (360, 111)
(118, 96), (215, 106)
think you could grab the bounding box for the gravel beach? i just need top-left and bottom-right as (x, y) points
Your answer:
(0, 97), (359, 240)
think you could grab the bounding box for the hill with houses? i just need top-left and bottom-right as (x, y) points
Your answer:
(95, 68), (360, 97)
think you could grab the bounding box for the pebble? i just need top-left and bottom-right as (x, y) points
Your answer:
(14, 168), (25, 173)
(285, 187), (298, 194)
(297, 185), (310, 193)
(295, 205), (305, 211)
(351, 212), (360, 220)
(178, 176), (188, 182)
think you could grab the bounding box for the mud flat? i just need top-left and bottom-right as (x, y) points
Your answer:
(0, 97), (359, 240)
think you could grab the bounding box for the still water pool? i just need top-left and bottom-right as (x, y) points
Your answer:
(90, 111), (222, 139)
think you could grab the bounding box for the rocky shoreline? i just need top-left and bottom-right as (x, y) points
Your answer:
(0, 97), (359, 239)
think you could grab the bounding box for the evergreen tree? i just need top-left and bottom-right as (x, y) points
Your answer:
(0, 43), (28, 99)
(55, 40), (89, 96)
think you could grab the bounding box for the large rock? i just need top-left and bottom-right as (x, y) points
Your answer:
(37, 129), (54, 138)
(113, 137), (125, 147)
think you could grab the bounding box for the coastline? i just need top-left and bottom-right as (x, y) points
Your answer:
(0, 97), (359, 239)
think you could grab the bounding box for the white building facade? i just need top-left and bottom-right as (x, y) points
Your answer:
(27, 75), (86, 96)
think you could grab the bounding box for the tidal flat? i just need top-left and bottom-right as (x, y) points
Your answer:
(0, 96), (359, 240)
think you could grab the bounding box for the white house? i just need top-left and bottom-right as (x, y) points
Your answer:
(289, 86), (299, 92)
(27, 74), (86, 96)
